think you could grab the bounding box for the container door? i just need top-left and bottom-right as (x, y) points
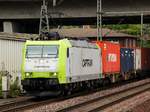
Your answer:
(121, 48), (127, 73)
(129, 49), (134, 71)
(135, 49), (141, 70)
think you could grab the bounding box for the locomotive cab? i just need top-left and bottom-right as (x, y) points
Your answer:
(25, 45), (59, 77)
(21, 39), (71, 92)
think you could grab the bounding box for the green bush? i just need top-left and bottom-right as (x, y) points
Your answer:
(9, 77), (21, 98)
(103, 24), (141, 36)
(142, 40), (150, 48)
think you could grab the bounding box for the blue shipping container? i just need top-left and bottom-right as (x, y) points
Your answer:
(120, 48), (134, 74)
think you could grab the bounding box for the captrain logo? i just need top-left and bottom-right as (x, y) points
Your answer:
(82, 59), (93, 67)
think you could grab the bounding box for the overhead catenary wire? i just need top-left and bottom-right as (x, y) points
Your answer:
(140, 13), (143, 47)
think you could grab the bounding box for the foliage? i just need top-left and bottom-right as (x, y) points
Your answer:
(9, 77), (21, 98)
(103, 24), (150, 38)
(143, 24), (150, 36)
(103, 24), (141, 36)
(0, 74), (21, 98)
(141, 40), (150, 48)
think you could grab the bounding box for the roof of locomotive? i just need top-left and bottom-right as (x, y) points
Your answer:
(25, 38), (98, 49)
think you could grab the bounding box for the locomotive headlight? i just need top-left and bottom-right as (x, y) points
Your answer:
(53, 72), (57, 76)
(25, 73), (30, 77)
(40, 59), (44, 63)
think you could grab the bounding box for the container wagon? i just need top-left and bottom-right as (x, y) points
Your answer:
(96, 41), (120, 83)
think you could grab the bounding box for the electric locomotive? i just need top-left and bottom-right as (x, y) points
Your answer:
(21, 39), (102, 95)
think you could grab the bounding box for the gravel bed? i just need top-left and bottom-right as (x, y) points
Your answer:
(0, 96), (30, 105)
(102, 91), (150, 112)
(24, 78), (150, 112)
(130, 99), (150, 112)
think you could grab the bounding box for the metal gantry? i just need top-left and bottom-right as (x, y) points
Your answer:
(97, 0), (102, 41)
(39, 0), (50, 40)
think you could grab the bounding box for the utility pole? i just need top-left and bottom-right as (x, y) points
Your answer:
(1, 62), (10, 99)
(141, 13), (143, 47)
(39, 0), (50, 40)
(53, 0), (57, 6)
(97, 0), (102, 41)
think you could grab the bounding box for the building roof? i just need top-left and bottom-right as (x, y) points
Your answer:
(51, 28), (138, 39)
(0, 28), (139, 41)
(0, 32), (38, 41)
(143, 34), (150, 40)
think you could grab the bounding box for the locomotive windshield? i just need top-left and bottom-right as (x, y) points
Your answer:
(26, 45), (58, 58)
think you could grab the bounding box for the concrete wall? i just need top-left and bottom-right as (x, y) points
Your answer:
(0, 0), (150, 19)
(0, 0), (150, 33)
(3, 22), (20, 33)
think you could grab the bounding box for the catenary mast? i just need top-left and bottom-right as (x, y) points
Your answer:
(39, 0), (50, 40)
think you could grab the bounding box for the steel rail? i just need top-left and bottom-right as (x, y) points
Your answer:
(57, 81), (150, 112)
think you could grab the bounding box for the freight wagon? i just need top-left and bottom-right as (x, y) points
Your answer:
(96, 41), (120, 82)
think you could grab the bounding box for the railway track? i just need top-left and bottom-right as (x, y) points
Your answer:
(0, 96), (64, 112)
(0, 78), (149, 112)
(57, 81), (150, 112)
(0, 97), (36, 112)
